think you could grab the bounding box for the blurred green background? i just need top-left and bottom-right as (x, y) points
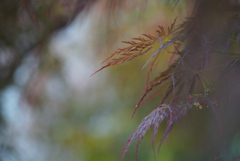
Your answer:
(0, 0), (239, 161)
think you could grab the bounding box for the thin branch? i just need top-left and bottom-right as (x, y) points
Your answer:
(141, 36), (185, 70)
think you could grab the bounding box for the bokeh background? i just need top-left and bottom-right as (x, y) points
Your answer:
(0, 0), (239, 161)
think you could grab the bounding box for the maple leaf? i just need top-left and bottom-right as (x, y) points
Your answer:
(90, 34), (157, 76)
(92, 19), (186, 118)
(132, 62), (177, 117)
(121, 90), (221, 161)
(91, 18), (184, 77)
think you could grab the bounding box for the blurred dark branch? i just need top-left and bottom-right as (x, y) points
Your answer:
(0, 0), (98, 90)
(0, 0), (102, 131)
